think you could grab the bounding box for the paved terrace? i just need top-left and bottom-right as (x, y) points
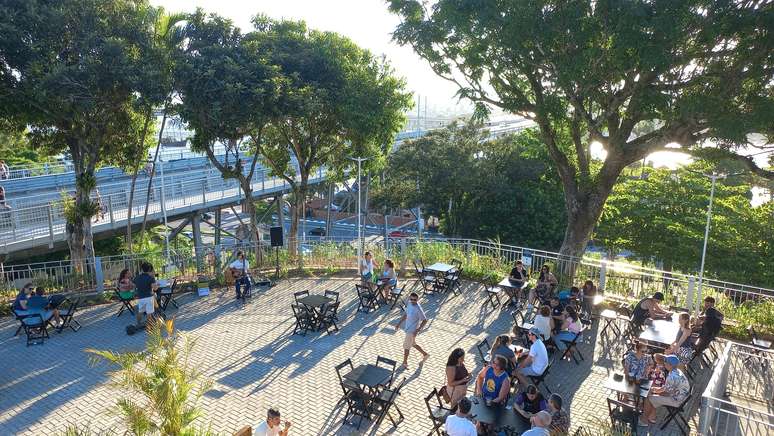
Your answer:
(0, 277), (712, 435)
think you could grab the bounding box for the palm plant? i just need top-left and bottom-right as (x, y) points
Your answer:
(86, 320), (214, 436)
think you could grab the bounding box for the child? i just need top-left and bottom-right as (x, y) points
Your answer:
(648, 353), (667, 388)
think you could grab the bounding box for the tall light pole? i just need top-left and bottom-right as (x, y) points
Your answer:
(348, 156), (369, 261)
(157, 156), (170, 262)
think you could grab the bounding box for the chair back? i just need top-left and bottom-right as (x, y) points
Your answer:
(324, 290), (339, 302)
(424, 388), (443, 416)
(376, 355), (397, 385)
(451, 259), (462, 269)
(291, 304), (309, 320)
(385, 377), (408, 404)
(169, 278), (179, 293)
(335, 358), (354, 383)
(324, 301), (340, 318)
(293, 290), (310, 303)
(413, 260), (422, 275)
(476, 338), (491, 362)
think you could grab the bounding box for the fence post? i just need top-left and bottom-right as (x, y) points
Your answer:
(47, 205), (54, 249)
(686, 277), (696, 311)
(599, 261), (607, 291)
(465, 240), (471, 264)
(95, 256), (104, 293)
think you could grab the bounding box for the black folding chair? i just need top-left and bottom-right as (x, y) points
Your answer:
(11, 304), (31, 337)
(293, 290), (310, 304)
(445, 267), (462, 295)
(356, 284), (378, 313)
(413, 260), (437, 294)
(484, 279), (502, 309)
(56, 297), (82, 333)
(376, 355), (398, 388)
(424, 388), (452, 436)
(319, 301), (340, 335)
(387, 286), (404, 310)
(335, 358), (359, 405)
(559, 325), (586, 364)
(660, 386), (693, 435)
(324, 289), (340, 302)
(373, 377), (407, 429)
(114, 289), (135, 317)
(476, 338), (491, 363)
(607, 398), (639, 435)
(158, 278), (179, 312)
(342, 386), (376, 430)
(21, 313), (49, 346)
(529, 355), (554, 395)
(291, 304), (313, 336)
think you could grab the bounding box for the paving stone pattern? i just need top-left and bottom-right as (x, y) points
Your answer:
(0, 277), (713, 435)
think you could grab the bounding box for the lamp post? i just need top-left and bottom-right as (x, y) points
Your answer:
(157, 156), (170, 262)
(348, 156), (369, 261)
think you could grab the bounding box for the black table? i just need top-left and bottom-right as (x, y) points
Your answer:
(296, 294), (333, 330)
(485, 344), (527, 364)
(344, 364), (392, 394)
(468, 396), (529, 433)
(425, 262), (456, 273)
(604, 373), (651, 410)
(639, 314), (680, 348)
(498, 277), (527, 306)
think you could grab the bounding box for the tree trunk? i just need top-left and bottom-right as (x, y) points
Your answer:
(67, 156), (96, 274)
(240, 180), (263, 265)
(126, 172), (138, 253)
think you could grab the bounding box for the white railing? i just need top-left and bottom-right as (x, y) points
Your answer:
(0, 166), (329, 252)
(698, 343), (774, 436)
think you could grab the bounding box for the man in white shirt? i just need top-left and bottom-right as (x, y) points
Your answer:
(254, 408), (291, 436)
(444, 397), (477, 436)
(522, 410), (552, 436)
(514, 328), (548, 388)
(229, 251), (250, 300)
(395, 292), (429, 370)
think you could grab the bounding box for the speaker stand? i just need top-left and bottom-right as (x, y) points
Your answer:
(274, 246), (280, 283)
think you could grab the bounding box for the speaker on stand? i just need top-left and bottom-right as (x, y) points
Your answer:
(270, 226), (283, 282)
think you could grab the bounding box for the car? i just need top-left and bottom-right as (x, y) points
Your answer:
(309, 227), (326, 236)
(389, 230), (409, 238)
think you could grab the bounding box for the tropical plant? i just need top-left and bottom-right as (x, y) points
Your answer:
(86, 320), (214, 436)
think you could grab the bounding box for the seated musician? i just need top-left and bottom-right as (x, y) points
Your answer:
(229, 251), (251, 301)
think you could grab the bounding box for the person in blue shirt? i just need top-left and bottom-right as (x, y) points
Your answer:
(475, 355), (510, 404)
(12, 283), (34, 312)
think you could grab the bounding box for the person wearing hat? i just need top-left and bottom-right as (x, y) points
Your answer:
(639, 354), (690, 427)
(631, 292), (672, 327)
(514, 327), (549, 388)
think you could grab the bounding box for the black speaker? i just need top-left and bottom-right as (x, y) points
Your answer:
(270, 226), (284, 247)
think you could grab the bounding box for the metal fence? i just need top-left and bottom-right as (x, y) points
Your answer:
(698, 343), (774, 436)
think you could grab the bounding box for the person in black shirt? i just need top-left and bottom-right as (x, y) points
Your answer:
(133, 262), (158, 328)
(549, 296), (564, 333)
(509, 260), (528, 285)
(695, 296), (723, 341)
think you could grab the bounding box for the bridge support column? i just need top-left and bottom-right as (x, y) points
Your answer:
(214, 209), (222, 272)
(192, 213), (204, 273)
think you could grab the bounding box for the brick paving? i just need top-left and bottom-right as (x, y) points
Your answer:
(0, 277), (712, 435)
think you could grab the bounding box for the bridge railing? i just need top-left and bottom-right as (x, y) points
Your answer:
(0, 166), (328, 250)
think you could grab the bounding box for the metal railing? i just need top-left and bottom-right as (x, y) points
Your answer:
(0, 166), (329, 252)
(698, 343), (774, 436)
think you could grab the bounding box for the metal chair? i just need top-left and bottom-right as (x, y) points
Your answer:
(484, 278), (502, 309)
(376, 355), (398, 388)
(290, 304), (312, 336)
(373, 377), (407, 429)
(356, 284), (378, 312)
(293, 290), (310, 304)
(55, 297), (82, 333)
(21, 313), (49, 346)
(424, 388), (452, 436)
(319, 301), (340, 335)
(158, 278), (179, 311)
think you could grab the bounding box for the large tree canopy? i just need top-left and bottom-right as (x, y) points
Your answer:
(389, 0), (774, 259)
(0, 0), (168, 266)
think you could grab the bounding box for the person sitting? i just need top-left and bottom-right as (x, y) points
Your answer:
(117, 268), (134, 292)
(508, 260), (528, 304)
(624, 341), (653, 383)
(527, 265), (557, 311)
(359, 251), (379, 289)
(580, 280), (597, 316)
(229, 251), (251, 301)
(133, 262), (158, 328)
(491, 334), (517, 372)
(694, 296), (723, 344)
(379, 259), (398, 301)
(12, 283), (34, 313)
(475, 355), (510, 405)
(631, 292), (672, 327)
(522, 410), (552, 436)
(532, 306), (554, 342)
(553, 305), (582, 355)
(549, 296), (564, 333)
(444, 397), (477, 436)
(649, 353), (667, 388)
(27, 287), (62, 326)
(640, 355), (690, 427)
(445, 348), (471, 408)
(514, 384), (548, 419)
(254, 407), (291, 436)
(547, 393), (570, 434)
(669, 313), (696, 366)
(514, 328), (549, 388)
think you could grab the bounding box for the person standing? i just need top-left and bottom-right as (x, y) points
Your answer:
(0, 160), (9, 180)
(359, 251), (379, 288)
(445, 348), (471, 408)
(229, 251), (251, 301)
(133, 262), (158, 328)
(395, 292), (429, 370)
(254, 408), (291, 436)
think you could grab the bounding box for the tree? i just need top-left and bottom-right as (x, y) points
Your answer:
(86, 320), (215, 436)
(176, 10), (284, 263)
(389, 0), (774, 260)
(0, 0), (168, 268)
(253, 18), (412, 255)
(374, 123), (566, 249)
(595, 163), (774, 287)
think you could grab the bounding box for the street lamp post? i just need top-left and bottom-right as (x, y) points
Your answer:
(348, 156), (369, 261)
(696, 173), (719, 315)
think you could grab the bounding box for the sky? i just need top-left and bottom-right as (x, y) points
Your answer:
(151, 0), (470, 115)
